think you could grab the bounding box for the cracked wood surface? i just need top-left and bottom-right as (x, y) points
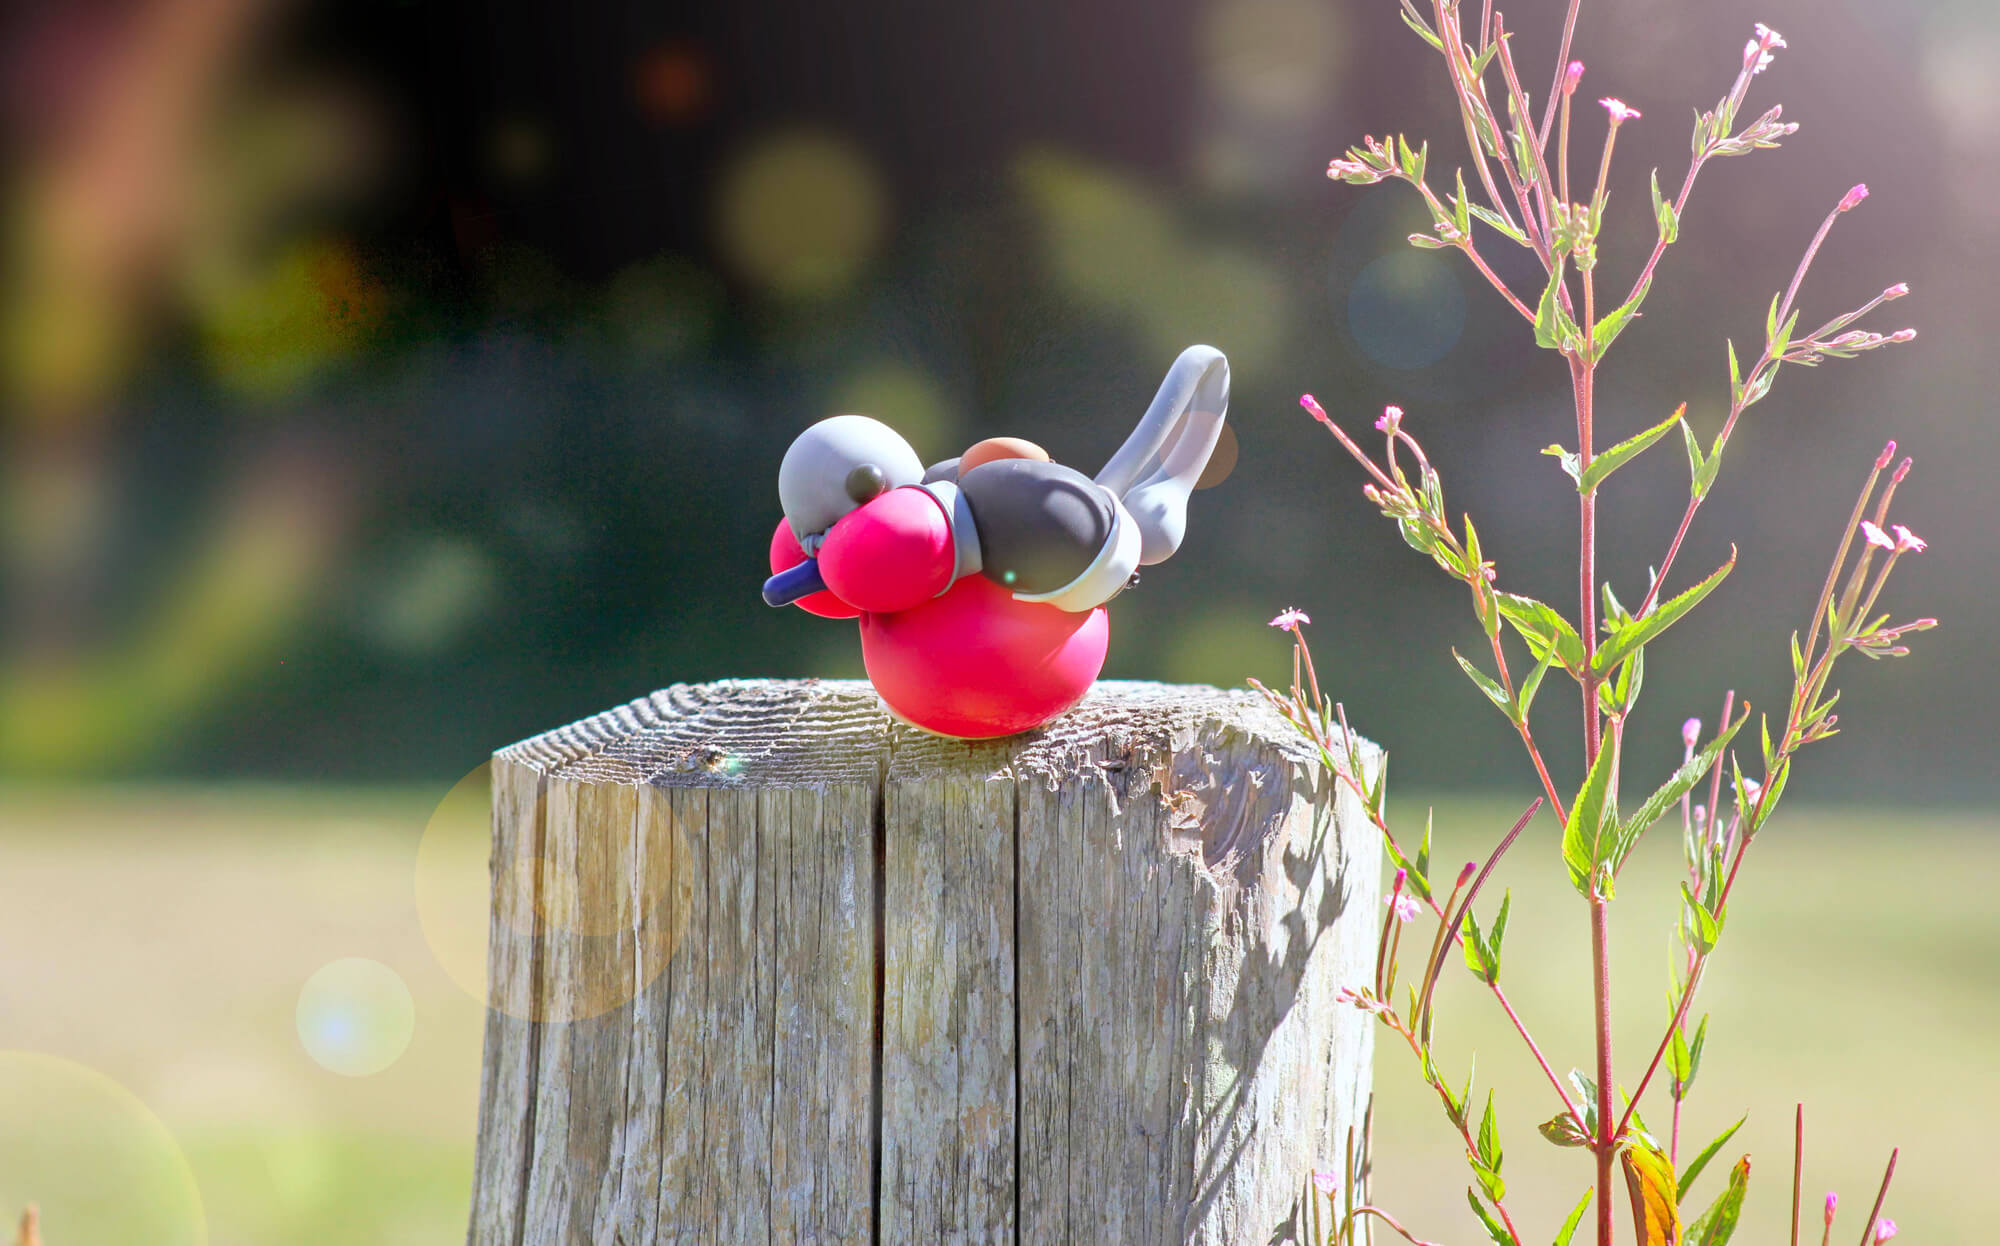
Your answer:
(469, 679), (1379, 1245)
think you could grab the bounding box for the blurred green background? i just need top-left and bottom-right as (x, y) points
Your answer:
(0, 0), (1992, 1240)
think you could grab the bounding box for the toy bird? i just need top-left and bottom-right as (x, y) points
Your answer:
(763, 345), (1230, 738)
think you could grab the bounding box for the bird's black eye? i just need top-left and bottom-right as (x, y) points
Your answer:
(845, 463), (888, 503)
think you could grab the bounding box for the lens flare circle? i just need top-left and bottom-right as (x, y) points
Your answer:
(414, 763), (495, 1004)
(1345, 250), (1467, 371)
(0, 1051), (207, 1245)
(294, 959), (415, 1077)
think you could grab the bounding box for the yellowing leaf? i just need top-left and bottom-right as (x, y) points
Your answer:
(1621, 1140), (1683, 1246)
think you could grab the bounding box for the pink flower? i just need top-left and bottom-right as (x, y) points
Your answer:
(1876, 440), (1897, 469)
(1859, 520), (1896, 551)
(1376, 404), (1404, 433)
(1456, 861), (1478, 886)
(1682, 717), (1702, 748)
(1300, 394), (1331, 424)
(1312, 1170), (1340, 1196)
(1600, 98), (1641, 123)
(1874, 1218), (1897, 1242)
(1389, 892), (1422, 922)
(1824, 1192), (1838, 1223)
(1892, 524), (1927, 553)
(1743, 24), (1786, 73)
(1839, 183), (1869, 212)
(1564, 61), (1585, 94)
(1270, 607), (1311, 632)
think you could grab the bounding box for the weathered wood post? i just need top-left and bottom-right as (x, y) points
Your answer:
(469, 678), (1379, 1245)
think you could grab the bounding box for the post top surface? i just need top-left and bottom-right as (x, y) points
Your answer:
(495, 678), (1367, 790)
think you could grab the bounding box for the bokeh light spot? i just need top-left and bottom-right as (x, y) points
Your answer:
(716, 131), (886, 299)
(0, 1052), (206, 1245)
(1345, 250), (1466, 371)
(295, 959), (415, 1077)
(635, 42), (713, 126)
(1200, 0), (1342, 122)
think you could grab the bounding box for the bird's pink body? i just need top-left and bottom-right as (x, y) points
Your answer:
(769, 513), (1107, 737)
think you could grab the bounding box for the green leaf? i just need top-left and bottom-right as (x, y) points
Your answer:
(1681, 882), (1722, 954)
(1542, 443), (1583, 483)
(1686, 1014), (1710, 1086)
(1399, 2), (1445, 49)
(1408, 231), (1450, 250)
(1495, 593), (1586, 672)
(1726, 339), (1743, 405)
(1591, 550), (1737, 678)
(1604, 709), (1747, 877)
(1567, 1070), (1600, 1134)
(1686, 1156), (1751, 1246)
(1562, 735), (1620, 896)
(1589, 275), (1654, 362)
(1383, 835), (1432, 903)
(1676, 1115), (1744, 1202)
(1466, 1188), (1513, 1246)
(1679, 416), (1706, 494)
(1469, 1154), (1507, 1205)
(1666, 1026), (1692, 1086)
(1536, 259), (1579, 352)
(1454, 168), (1473, 238)
(1538, 1113), (1590, 1148)
(1417, 807), (1433, 884)
(1651, 169), (1679, 244)
(1517, 641), (1557, 721)
(1469, 201), (1530, 245)
(1478, 1090), (1503, 1171)
(1455, 648), (1515, 720)
(1579, 404), (1684, 494)
(1463, 903), (1494, 980)
(1553, 1189), (1593, 1246)
(1469, 37), (1500, 77)
(1488, 891), (1510, 980)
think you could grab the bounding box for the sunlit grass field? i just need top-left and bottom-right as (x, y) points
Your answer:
(0, 784), (1989, 1243)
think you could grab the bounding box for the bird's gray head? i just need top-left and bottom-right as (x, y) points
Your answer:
(777, 414), (925, 551)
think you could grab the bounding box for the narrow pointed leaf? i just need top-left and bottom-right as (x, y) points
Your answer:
(1562, 733), (1620, 895)
(1455, 648), (1516, 719)
(1676, 1116), (1745, 1202)
(1589, 275), (1654, 362)
(1554, 1189), (1593, 1246)
(1495, 593), (1586, 671)
(1592, 549), (1737, 677)
(1686, 1156), (1751, 1246)
(1606, 709), (1748, 876)
(1579, 404), (1684, 494)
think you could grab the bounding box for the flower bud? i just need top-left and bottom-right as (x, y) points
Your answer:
(1874, 1217), (1898, 1242)
(1456, 861), (1478, 886)
(1875, 440), (1897, 470)
(1682, 717), (1701, 748)
(1883, 282), (1910, 300)
(1299, 394), (1329, 422)
(1824, 1193), (1838, 1224)
(1564, 61), (1585, 94)
(1892, 456), (1912, 483)
(1838, 183), (1869, 212)
(1392, 867), (1407, 891)
(1889, 328), (1916, 343)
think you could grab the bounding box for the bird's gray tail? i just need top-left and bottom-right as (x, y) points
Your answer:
(1094, 345), (1230, 566)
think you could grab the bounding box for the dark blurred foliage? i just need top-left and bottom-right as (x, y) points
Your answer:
(1, 0), (1994, 799)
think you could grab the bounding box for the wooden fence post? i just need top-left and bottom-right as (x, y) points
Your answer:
(469, 678), (1379, 1245)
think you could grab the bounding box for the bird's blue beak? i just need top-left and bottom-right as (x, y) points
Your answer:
(762, 558), (828, 607)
